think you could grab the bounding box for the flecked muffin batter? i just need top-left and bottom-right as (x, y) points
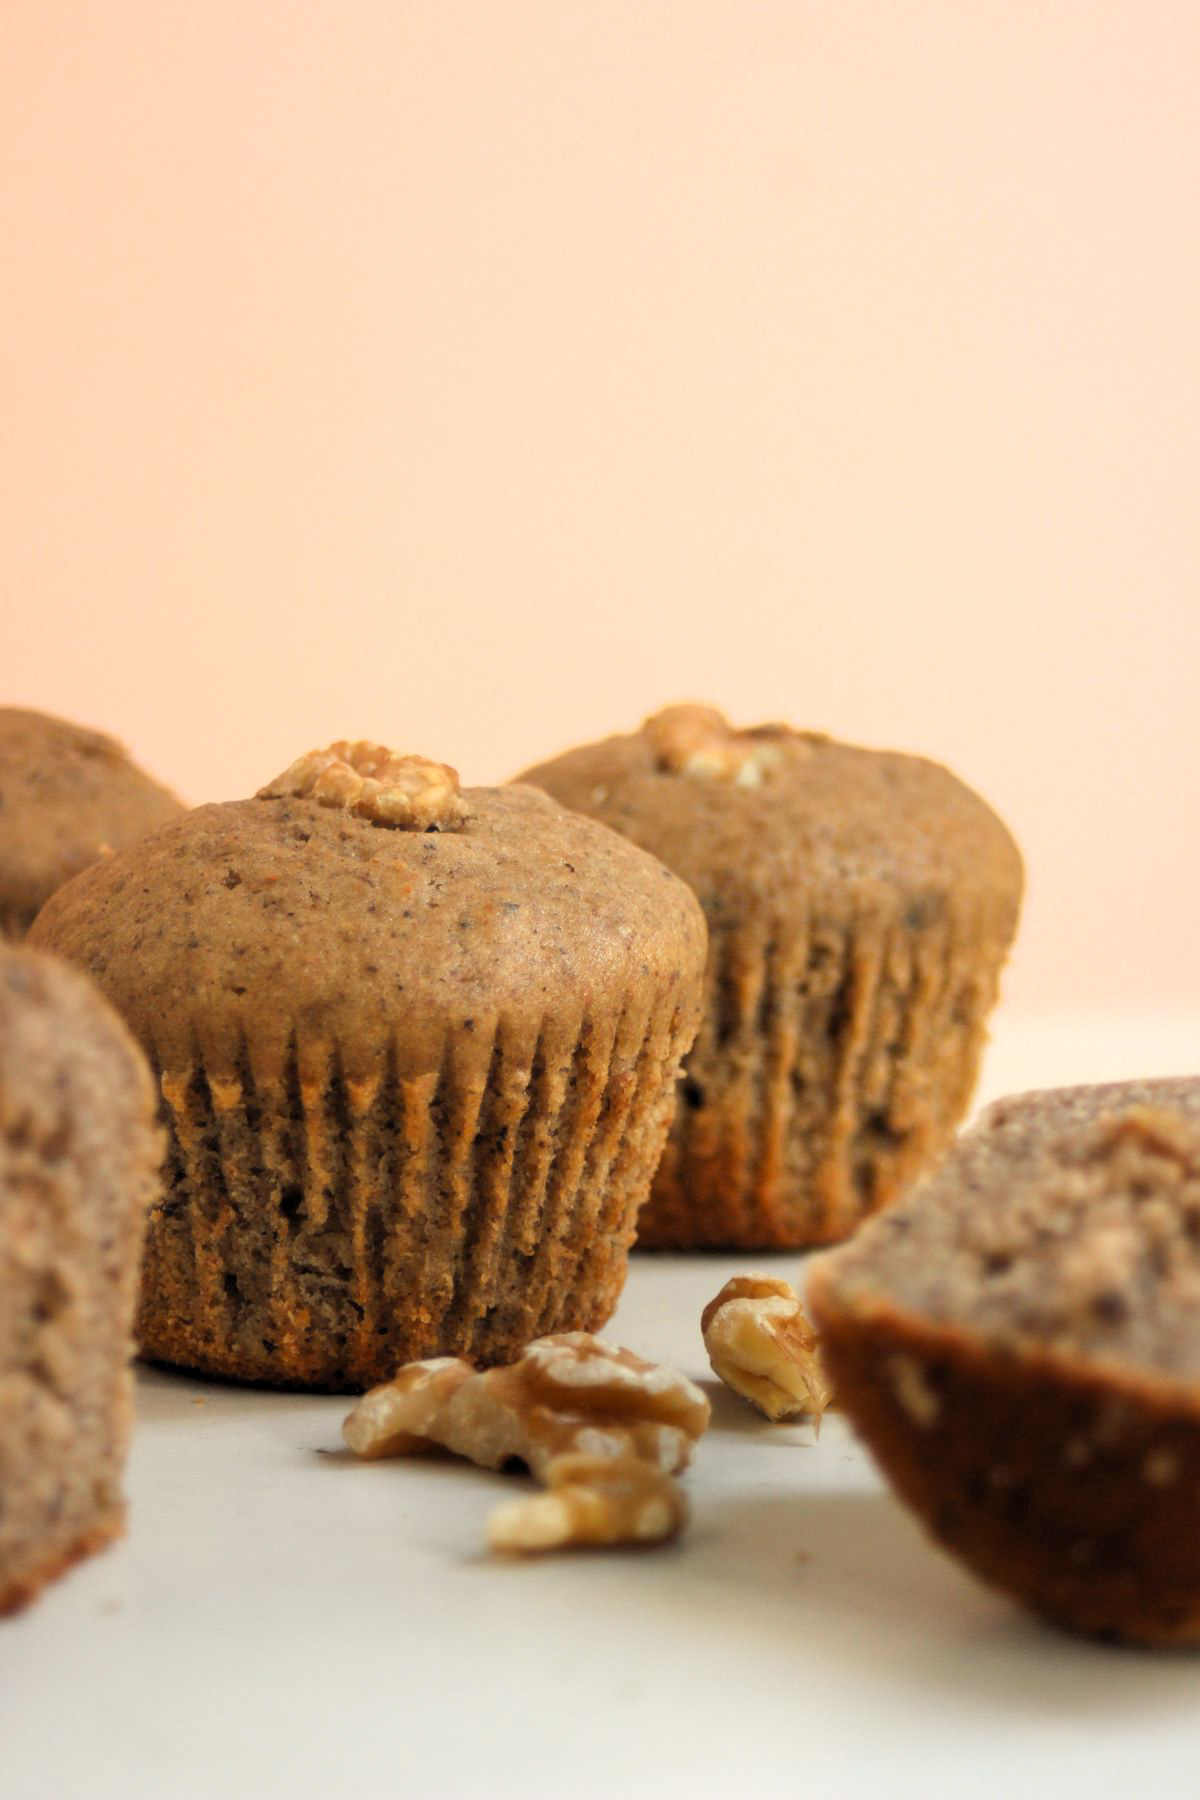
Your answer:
(519, 705), (1022, 1248)
(31, 743), (706, 1389)
(0, 947), (160, 1613)
(0, 708), (183, 940)
(810, 1079), (1200, 1644)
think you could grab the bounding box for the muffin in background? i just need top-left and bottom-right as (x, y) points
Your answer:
(0, 708), (183, 940)
(518, 704), (1022, 1250)
(30, 742), (706, 1390)
(0, 946), (160, 1613)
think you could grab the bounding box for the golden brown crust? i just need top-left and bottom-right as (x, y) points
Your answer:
(0, 1509), (125, 1618)
(809, 1275), (1200, 1644)
(809, 1086), (1200, 1646)
(0, 708), (182, 938)
(31, 779), (706, 1388)
(519, 708), (1022, 1249)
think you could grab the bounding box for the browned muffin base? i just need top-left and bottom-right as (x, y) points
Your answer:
(0, 1510), (124, 1617)
(814, 1301), (1200, 1645)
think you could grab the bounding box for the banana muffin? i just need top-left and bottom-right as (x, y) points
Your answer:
(0, 707), (183, 940)
(1, 946), (160, 1613)
(809, 1079), (1200, 1644)
(518, 705), (1022, 1249)
(30, 742), (706, 1390)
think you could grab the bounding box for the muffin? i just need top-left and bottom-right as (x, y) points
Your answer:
(30, 742), (707, 1390)
(0, 946), (160, 1613)
(809, 1079), (1200, 1644)
(518, 705), (1022, 1249)
(0, 707), (183, 940)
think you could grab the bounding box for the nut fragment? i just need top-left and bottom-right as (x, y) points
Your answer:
(487, 1453), (688, 1554)
(343, 1332), (711, 1478)
(642, 705), (804, 788)
(258, 740), (468, 830)
(701, 1274), (831, 1424)
(1088, 1105), (1200, 1167)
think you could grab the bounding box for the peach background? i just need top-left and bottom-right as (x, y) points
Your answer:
(4, 2), (1198, 1012)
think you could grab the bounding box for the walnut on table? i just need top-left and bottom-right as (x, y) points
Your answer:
(343, 1334), (708, 1557)
(343, 1332), (711, 1479)
(486, 1453), (688, 1554)
(701, 1274), (831, 1425)
(258, 740), (468, 830)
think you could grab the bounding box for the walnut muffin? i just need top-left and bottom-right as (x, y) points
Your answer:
(519, 705), (1022, 1249)
(30, 743), (706, 1390)
(1, 946), (160, 1613)
(0, 708), (183, 940)
(809, 1080), (1200, 1644)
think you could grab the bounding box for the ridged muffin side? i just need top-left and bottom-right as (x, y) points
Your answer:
(31, 776), (705, 1388)
(646, 885), (1013, 1247)
(135, 993), (694, 1388)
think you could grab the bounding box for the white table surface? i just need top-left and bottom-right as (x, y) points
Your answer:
(4, 1011), (1200, 1800)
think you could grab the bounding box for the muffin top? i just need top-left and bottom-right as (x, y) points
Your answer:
(518, 704), (1023, 928)
(813, 1081), (1200, 1386)
(0, 708), (183, 938)
(28, 742), (707, 1082)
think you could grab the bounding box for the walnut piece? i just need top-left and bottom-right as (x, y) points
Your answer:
(258, 740), (467, 830)
(486, 1453), (688, 1554)
(701, 1274), (831, 1424)
(342, 1332), (711, 1478)
(642, 704), (808, 788)
(1088, 1105), (1200, 1166)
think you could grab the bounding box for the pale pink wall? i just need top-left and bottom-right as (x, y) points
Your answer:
(4, 3), (1198, 1010)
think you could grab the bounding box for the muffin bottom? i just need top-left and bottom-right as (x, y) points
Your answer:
(0, 1510), (125, 1617)
(140, 996), (693, 1389)
(813, 1298), (1200, 1646)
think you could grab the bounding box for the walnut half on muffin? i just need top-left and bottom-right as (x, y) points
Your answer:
(518, 705), (1022, 1250)
(30, 742), (707, 1390)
